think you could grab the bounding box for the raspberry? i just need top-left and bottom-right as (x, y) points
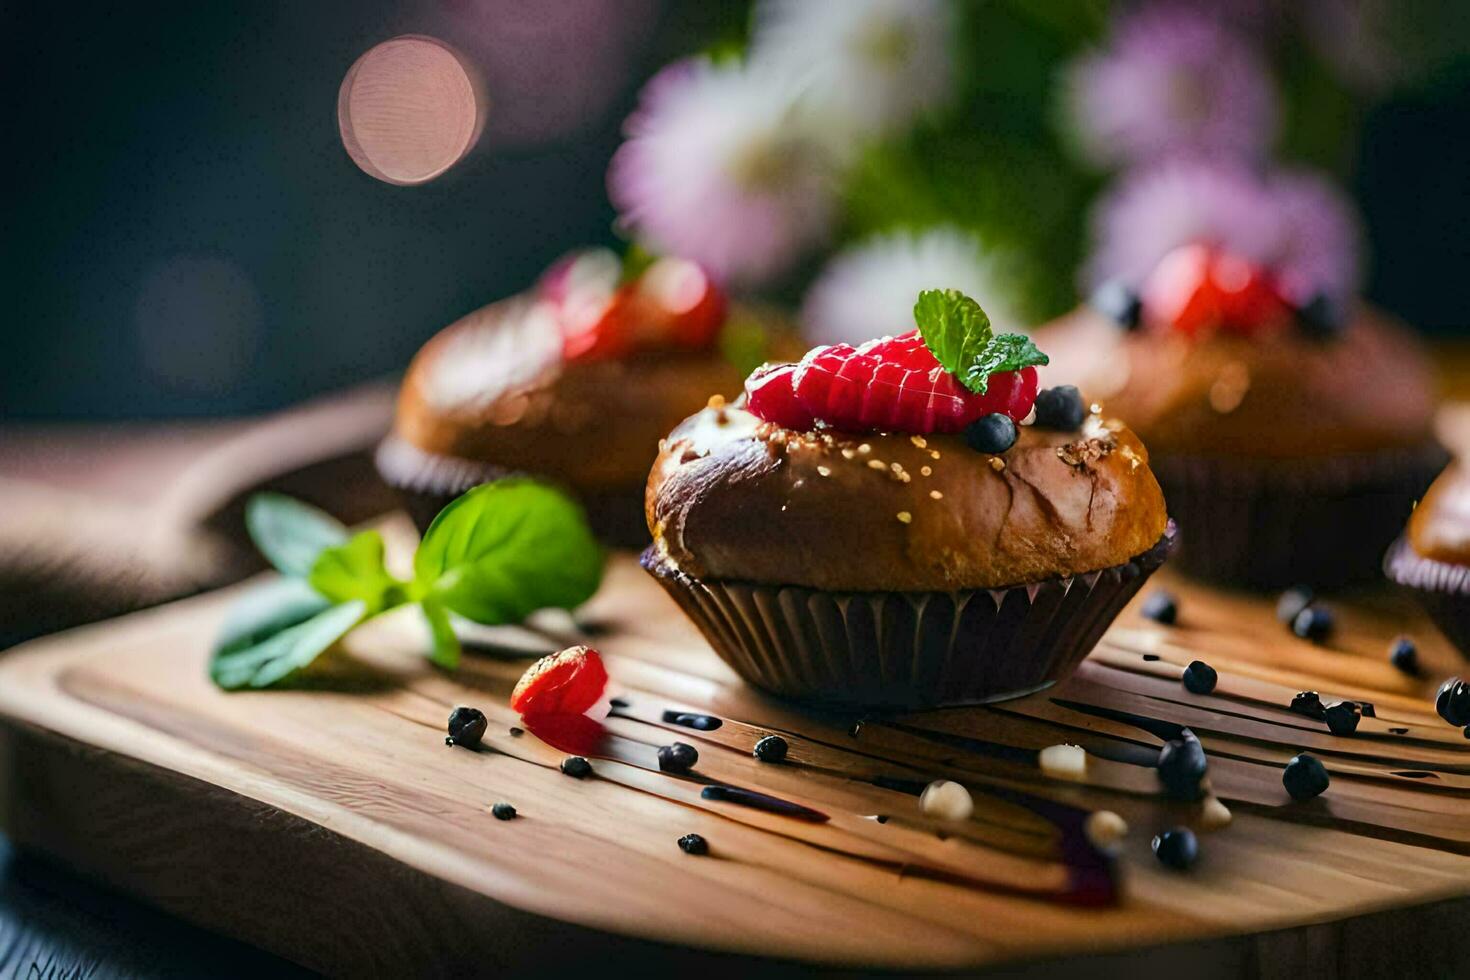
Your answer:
(511, 645), (609, 718)
(552, 253), (727, 361)
(772, 331), (1036, 434)
(744, 362), (815, 430)
(1143, 243), (1291, 337)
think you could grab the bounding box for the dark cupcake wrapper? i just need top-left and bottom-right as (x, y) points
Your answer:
(1151, 442), (1447, 591)
(374, 435), (651, 549)
(1384, 535), (1470, 660)
(641, 523), (1176, 710)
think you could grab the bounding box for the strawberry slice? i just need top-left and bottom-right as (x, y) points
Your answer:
(745, 362), (815, 430)
(511, 645), (609, 718)
(776, 331), (1037, 434)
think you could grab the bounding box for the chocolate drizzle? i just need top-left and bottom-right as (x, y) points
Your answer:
(700, 785), (828, 822)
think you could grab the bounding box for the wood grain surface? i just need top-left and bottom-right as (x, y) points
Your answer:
(1, 515), (1468, 977)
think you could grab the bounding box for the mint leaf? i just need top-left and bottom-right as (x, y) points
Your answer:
(913, 289), (1048, 394)
(246, 493), (348, 577)
(414, 480), (603, 626)
(210, 580), (365, 690)
(422, 599), (461, 669)
(308, 530), (406, 615)
(962, 333), (1049, 392)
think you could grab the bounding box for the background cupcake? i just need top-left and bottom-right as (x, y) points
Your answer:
(1040, 163), (1445, 589)
(643, 289), (1173, 709)
(378, 249), (783, 546)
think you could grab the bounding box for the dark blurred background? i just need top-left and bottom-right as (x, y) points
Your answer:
(2, 0), (1466, 421)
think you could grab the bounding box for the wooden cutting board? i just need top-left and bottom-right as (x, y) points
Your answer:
(1, 515), (1468, 977)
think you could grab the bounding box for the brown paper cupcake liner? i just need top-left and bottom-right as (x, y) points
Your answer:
(1151, 442), (1447, 591)
(641, 523), (1175, 710)
(1384, 535), (1470, 660)
(374, 435), (650, 548)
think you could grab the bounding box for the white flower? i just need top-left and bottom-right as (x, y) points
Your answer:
(608, 58), (840, 286)
(801, 227), (1024, 345)
(751, 0), (955, 138)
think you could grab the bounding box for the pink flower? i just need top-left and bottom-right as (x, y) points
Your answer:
(608, 58), (840, 286)
(1086, 160), (1362, 306)
(1061, 4), (1278, 168)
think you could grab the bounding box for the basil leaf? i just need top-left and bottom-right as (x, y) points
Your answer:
(245, 493), (349, 578)
(422, 599), (461, 669)
(308, 530), (405, 615)
(414, 480), (603, 626)
(962, 333), (1050, 393)
(211, 584), (365, 690)
(913, 289), (1047, 394)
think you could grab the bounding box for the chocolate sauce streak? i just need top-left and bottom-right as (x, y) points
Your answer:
(700, 785), (828, 822)
(1051, 698), (1187, 743)
(662, 710), (723, 731)
(1391, 770), (1439, 779)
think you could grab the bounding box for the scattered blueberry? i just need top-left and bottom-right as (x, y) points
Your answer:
(1032, 385), (1088, 431)
(1283, 753), (1330, 800)
(509, 727), (524, 737)
(1091, 280), (1142, 331)
(1275, 586), (1314, 625)
(657, 742), (699, 773)
(1435, 678), (1470, 727)
(609, 696), (631, 709)
(1389, 636), (1420, 676)
(1152, 828), (1199, 870)
(963, 413), (1018, 455)
(445, 706), (488, 749)
(1292, 605), (1334, 643)
(1296, 292), (1344, 341)
(1324, 701), (1361, 736)
(677, 833), (709, 856)
(1289, 691), (1327, 720)
(753, 735), (789, 763)
(1181, 660), (1217, 695)
(1156, 730), (1208, 800)
(1140, 590), (1178, 625)
(560, 756), (593, 779)
(491, 802), (517, 821)
(1359, 701), (1376, 718)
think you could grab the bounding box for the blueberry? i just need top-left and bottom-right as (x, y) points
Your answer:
(1296, 292), (1344, 341)
(1283, 753), (1330, 800)
(1157, 730), (1208, 800)
(1140, 590), (1178, 625)
(1289, 691), (1327, 720)
(1091, 280), (1142, 331)
(1275, 586), (1314, 625)
(677, 833), (709, 856)
(1292, 605), (1334, 643)
(560, 756), (593, 779)
(1152, 828), (1199, 870)
(963, 413), (1017, 454)
(1181, 660), (1217, 695)
(1032, 386), (1087, 431)
(657, 742), (699, 773)
(1359, 701), (1376, 718)
(491, 802), (517, 821)
(753, 735), (789, 763)
(445, 706), (487, 749)
(1435, 678), (1470, 727)
(1389, 636), (1420, 676)
(1324, 700), (1361, 736)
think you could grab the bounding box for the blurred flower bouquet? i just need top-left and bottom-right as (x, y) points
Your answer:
(605, 0), (1466, 334)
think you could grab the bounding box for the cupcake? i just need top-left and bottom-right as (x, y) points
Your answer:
(1040, 245), (1444, 589)
(377, 249), (779, 547)
(642, 289), (1174, 709)
(1385, 463), (1470, 658)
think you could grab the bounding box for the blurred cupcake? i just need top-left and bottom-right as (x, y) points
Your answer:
(1385, 463), (1470, 658)
(1040, 164), (1445, 589)
(642, 289), (1173, 708)
(378, 249), (781, 546)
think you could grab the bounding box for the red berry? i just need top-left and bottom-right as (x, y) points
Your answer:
(786, 331), (1036, 434)
(638, 257), (726, 350)
(521, 712), (607, 756)
(511, 645), (609, 718)
(1143, 244), (1290, 337)
(744, 362), (816, 430)
(539, 248), (620, 309)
